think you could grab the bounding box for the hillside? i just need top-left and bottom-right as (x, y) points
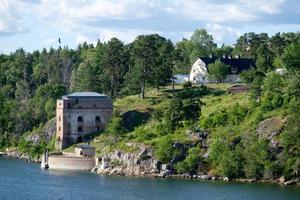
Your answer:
(74, 82), (296, 184)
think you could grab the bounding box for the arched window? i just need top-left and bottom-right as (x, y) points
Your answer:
(77, 136), (83, 143)
(78, 116), (83, 122)
(78, 127), (83, 132)
(95, 116), (100, 122)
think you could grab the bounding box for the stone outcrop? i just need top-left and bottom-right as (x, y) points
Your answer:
(256, 117), (286, 139)
(256, 117), (286, 157)
(95, 143), (161, 176)
(26, 118), (56, 144)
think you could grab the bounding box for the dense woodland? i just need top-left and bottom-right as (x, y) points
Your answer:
(0, 29), (300, 180)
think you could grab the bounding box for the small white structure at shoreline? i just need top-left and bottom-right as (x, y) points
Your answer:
(41, 144), (96, 171)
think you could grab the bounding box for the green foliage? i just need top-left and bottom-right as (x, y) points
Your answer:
(280, 99), (300, 179)
(155, 136), (178, 163)
(18, 138), (47, 159)
(242, 135), (270, 179)
(175, 146), (202, 174)
(105, 116), (128, 143)
(200, 103), (248, 129)
(208, 60), (229, 83)
(283, 38), (300, 71)
(209, 130), (242, 178)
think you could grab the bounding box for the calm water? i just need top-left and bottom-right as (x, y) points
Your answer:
(0, 157), (299, 200)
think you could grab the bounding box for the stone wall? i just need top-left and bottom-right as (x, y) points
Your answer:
(48, 156), (95, 170)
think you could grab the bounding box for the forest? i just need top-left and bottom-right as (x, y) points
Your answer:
(0, 29), (299, 181)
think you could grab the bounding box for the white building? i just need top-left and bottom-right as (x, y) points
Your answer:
(189, 56), (255, 84)
(189, 58), (209, 84)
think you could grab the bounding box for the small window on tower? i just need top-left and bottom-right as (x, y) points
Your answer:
(59, 116), (61, 121)
(95, 116), (100, 122)
(58, 126), (61, 131)
(78, 116), (83, 122)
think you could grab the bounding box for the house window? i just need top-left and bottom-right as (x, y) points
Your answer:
(75, 98), (79, 104)
(78, 116), (83, 122)
(78, 127), (83, 132)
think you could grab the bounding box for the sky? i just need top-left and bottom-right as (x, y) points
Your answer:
(0, 0), (300, 54)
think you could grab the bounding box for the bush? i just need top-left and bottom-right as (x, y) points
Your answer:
(242, 135), (270, 180)
(227, 103), (248, 125)
(105, 117), (128, 143)
(155, 137), (178, 163)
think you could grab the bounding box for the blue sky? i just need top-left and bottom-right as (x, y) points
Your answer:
(0, 0), (299, 53)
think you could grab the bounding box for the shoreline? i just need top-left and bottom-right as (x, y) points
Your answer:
(1, 151), (299, 187)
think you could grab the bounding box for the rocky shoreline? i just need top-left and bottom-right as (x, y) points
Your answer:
(0, 150), (41, 163)
(1, 147), (298, 186)
(91, 143), (299, 186)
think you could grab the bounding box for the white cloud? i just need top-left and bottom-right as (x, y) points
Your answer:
(166, 0), (256, 23)
(76, 34), (95, 45)
(34, 0), (160, 32)
(44, 37), (57, 46)
(205, 23), (241, 44)
(239, 0), (286, 15)
(99, 29), (150, 43)
(0, 0), (28, 35)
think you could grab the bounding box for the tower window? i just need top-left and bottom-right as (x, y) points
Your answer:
(58, 116), (61, 121)
(58, 126), (61, 131)
(95, 116), (100, 122)
(78, 127), (83, 132)
(78, 116), (83, 122)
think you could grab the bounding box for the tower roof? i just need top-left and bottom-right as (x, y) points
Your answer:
(62, 92), (108, 99)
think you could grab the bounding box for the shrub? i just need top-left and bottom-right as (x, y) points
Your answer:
(155, 137), (177, 163)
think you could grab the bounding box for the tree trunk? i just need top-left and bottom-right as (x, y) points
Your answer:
(110, 75), (114, 98)
(172, 78), (175, 96)
(140, 78), (145, 99)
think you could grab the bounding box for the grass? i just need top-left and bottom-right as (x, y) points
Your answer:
(82, 83), (284, 155)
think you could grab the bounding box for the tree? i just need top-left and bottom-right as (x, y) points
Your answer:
(190, 29), (216, 60)
(128, 34), (174, 98)
(101, 38), (128, 98)
(280, 99), (300, 179)
(283, 38), (300, 71)
(70, 58), (101, 92)
(208, 60), (229, 83)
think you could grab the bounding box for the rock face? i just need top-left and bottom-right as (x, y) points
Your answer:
(256, 117), (286, 156)
(26, 118), (56, 144)
(95, 143), (161, 176)
(256, 117), (286, 139)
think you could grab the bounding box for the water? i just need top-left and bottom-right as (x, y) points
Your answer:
(0, 157), (299, 200)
